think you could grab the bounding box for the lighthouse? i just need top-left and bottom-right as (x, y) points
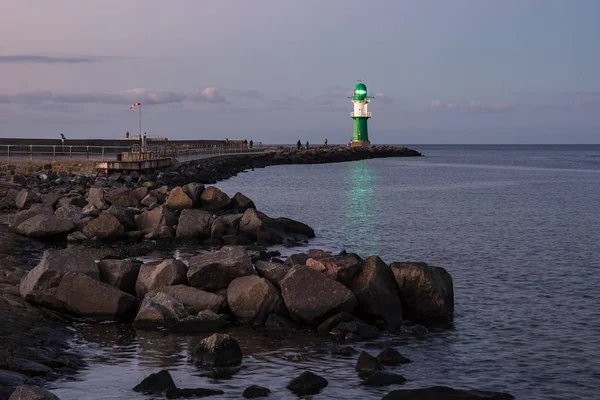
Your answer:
(350, 81), (373, 147)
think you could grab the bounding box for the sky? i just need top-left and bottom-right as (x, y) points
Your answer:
(0, 0), (599, 144)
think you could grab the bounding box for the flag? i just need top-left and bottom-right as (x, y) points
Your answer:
(130, 102), (141, 109)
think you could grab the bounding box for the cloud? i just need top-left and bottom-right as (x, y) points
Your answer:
(429, 99), (515, 113)
(0, 54), (112, 64)
(515, 91), (600, 111)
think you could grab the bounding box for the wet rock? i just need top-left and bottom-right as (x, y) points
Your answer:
(230, 192), (256, 212)
(97, 259), (142, 296)
(187, 246), (254, 291)
(8, 385), (59, 400)
(57, 272), (139, 320)
(317, 312), (361, 334)
(283, 253), (310, 267)
(165, 187), (193, 210)
(104, 188), (138, 207)
(377, 347), (411, 366)
(132, 369), (176, 394)
(355, 351), (383, 377)
(133, 292), (188, 328)
(349, 256), (403, 326)
(381, 386), (515, 400)
(331, 346), (358, 356)
(227, 275), (286, 325)
(13, 203), (54, 227)
(20, 249), (98, 310)
(390, 262), (454, 324)
(332, 320), (381, 340)
(254, 261), (291, 288)
(146, 285), (226, 314)
(6, 358), (51, 377)
(280, 266), (357, 325)
(0, 370), (28, 388)
(264, 314), (298, 331)
(287, 371), (328, 396)
(15, 190), (40, 210)
(361, 371), (406, 387)
(165, 387), (225, 399)
(182, 182), (204, 208)
(306, 253), (362, 285)
(189, 333), (242, 368)
(135, 258), (188, 298)
(403, 324), (428, 338)
(82, 213), (124, 240)
(16, 215), (74, 238)
(275, 217), (315, 238)
(200, 186), (231, 212)
(86, 187), (107, 210)
(172, 310), (230, 333)
(54, 204), (85, 222)
(243, 385), (271, 398)
(175, 209), (212, 240)
(135, 206), (177, 233)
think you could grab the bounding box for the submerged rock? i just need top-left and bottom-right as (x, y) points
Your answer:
(287, 371), (328, 396)
(172, 310), (230, 333)
(133, 369), (176, 394)
(165, 387), (224, 399)
(189, 333), (242, 368)
(355, 351), (383, 377)
(382, 386), (515, 400)
(377, 347), (411, 365)
(243, 385), (271, 398)
(361, 371), (406, 387)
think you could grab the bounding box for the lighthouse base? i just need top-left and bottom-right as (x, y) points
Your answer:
(350, 140), (371, 148)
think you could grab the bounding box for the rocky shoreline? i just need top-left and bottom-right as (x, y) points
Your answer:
(0, 146), (514, 400)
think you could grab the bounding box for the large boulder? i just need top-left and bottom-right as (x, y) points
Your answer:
(227, 275), (286, 325)
(104, 188), (138, 207)
(8, 385), (59, 400)
(135, 258), (187, 298)
(133, 369), (176, 394)
(349, 256), (403, 326)
(165, 187), (193, 210)
(355, 351), (383, 376)
(13, 203), (54, 227)
(275, 217), (315, 238)
(280, 266), (357, 324)
(189, 333), (242, 368)
(86, 187), (107, 210)
(19, 248), (98, 309)
(390, 262), (454, 324)
(133, 292), (188, 328)
(255, 261), (291, 288)
(210, 213), (243, 239)
(82, 213), (124, 240)
(130, 186), (148, 202)
(15, 190), (40, 210)
(306, 253), (362, 285)
(175, 209), (213, 240)
(200, 186), (231, 212)
(187, 246), (254, 291)
(381, 387), (514, 400)
(146, 285), (226, 314)
(135, 206), (177, 233)
(56, 272), (139, 320)
(105, 205), (136, 231)
(97, 258), (142, 296)
(54, 204), (85, 223)
(238, 208), (286, 244)
(230, 192), (256, 211)
(15, 215), (74, 238)
(183, 182), (204, 208)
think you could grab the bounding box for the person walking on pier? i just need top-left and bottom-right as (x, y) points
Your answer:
(249, 140), (253, 149)
(306, 140), (309, 149)
(296, 139), (301, 150)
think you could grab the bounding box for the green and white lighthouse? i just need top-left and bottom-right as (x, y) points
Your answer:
(350, 81), (373, 147)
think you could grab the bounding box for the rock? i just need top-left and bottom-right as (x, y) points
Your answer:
(0, 370), (28, 387)
(54, 204), (85, 222)
(230, 192), (256, 211)
(165, 187), (193, 210)
(130, 186), (148, 202)
(238, 208), (285, 244)
(165, 387), (225, 399)
(377, 348), (411, 365)
(15, 190), (40, 210)
(133, 292), (188, 328)
(287, 371), (328, 396)
(349, 256), (403, 326)
(187, 246), (254, 291)
(15, 215), (75, 238)
(264, 314), (298, 331)
(331, 346), (358, 356)
(355, 351), (383, 377)
(82, 213), (124, 240)
(57, 195), (86, 209)
(200, 186), (231, 212)
(40, 192), (61, 208)
(332, 321), (381, 340)
(317, 312), (361, 334)
(135, 258), (188, 298)
(6, 358), (52, 376)
(306, 253), (362, 285)
(227, 275), (286, 325)
(361, 371), (406, 387)
(13, 203), (54, 227)
(280, 266), (357, 324)
(104, 188), (138, 207)
(86, 187), (107, 210)
(182, 182), (204, 208)
(275, 217), (315, 238)
(209, 217), (226, 239)
(97, 258), (142, 296)
(284, 253), (310, 267)
(135, 206), (177, 233)
(390, 262), (454, 324)
(66, 231), (88, 243)
(172, 310), (230, 333)
(307, 249), (331, 259)
(132, 369), (176, 394)
(254, 261), (290, 288)
(140, 194), (158, 208)
(243, 385), (271, 398)
(175, 209), (212, 240)
(381, 387), (515, 400)
(146, 285), (226, 314)
(56, 272), (139, 320)
(19, 249), (98, 309)
(105, 205), (136, 231)
(8, 385), (59, 400)
(82, 204), (101, 217)
(189, 333), (242, 368)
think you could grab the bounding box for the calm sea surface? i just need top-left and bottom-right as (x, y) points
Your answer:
(52, 145), (600, 400)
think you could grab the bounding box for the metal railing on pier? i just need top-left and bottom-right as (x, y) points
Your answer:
(0, 144), (132, 163)
(172, 144), (265, 163)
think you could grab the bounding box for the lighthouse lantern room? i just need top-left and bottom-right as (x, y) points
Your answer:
(350, 81), (373, 147)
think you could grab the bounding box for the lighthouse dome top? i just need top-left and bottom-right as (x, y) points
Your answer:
(353, 82), (368, 100)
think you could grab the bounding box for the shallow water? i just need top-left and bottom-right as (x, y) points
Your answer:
(52, 145), (600, 399)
